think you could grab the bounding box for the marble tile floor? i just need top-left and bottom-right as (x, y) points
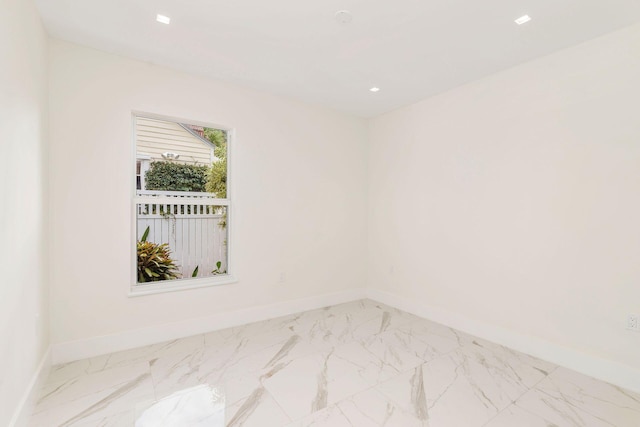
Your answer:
(29, 299), (640, 427)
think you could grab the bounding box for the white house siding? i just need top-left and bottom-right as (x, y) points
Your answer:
(136, 117), (214, 166)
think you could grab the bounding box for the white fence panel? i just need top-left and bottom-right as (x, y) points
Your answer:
(136, 190), (228, 280)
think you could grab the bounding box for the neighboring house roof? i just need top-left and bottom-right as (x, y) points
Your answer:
(135, 117), (215, 165)
(179, 124), (216, 149)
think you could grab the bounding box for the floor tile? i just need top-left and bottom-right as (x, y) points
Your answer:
(483, 404), (553, 427)
(514, 367), (640, 427)
(375, 365), (429, 422)
(224, 387), (291, 427)
(288, 387), (429, 427)
(395, 318), (471, 349)
(414, 340), (555, 427)
(36, 362), (152, 413)
(29, 372), (155, 426)
(136, 384), (225, 426)
(47, 335), (205, 388)
(29, 300), (640, 427)
(71, 409), (137, 427)
(199, 333), (319, 386)
(361, 326), (459, 365)
(292, 300), (420, 352)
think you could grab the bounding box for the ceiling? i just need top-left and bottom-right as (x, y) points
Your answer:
(35, 0), (640, 117)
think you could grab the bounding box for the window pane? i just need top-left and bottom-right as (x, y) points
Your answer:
(135, 117), (227, 196)
(136, 203), (228, 283)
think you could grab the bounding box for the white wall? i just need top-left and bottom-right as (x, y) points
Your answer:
(368, 23), (640, 371)
(0, 0), (49, 424)
(48, 40), (367, 349)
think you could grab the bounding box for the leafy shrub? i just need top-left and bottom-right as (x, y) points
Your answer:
(206, 156), (227, 198)
(204, 128), (227, 198)
(145, 161), (209, 192)
(137, 227), (180, 282)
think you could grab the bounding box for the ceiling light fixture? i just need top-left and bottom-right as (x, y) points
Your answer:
(370, 87), (380, 93)
(514, 15), (531, 25)
(156, 14), (171, 24)
(335, 10), (353, 24)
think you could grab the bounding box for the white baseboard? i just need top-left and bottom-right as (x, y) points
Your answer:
(366, 289), (640, 394)
(52, 288), (367, 365)
(9, 347), (51, 427)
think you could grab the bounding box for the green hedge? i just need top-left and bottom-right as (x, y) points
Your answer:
(145, 161), (209, 192)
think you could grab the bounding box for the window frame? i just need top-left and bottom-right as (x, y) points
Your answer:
(136, 154), (151, 190)
(129, 111), (237, 297)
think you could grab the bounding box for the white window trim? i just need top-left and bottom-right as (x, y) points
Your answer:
(136, 154), (151, 190)
(129, 111), (237, 296)
(129, 274), (239, 297)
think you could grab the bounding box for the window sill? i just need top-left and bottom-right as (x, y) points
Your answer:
(128, 275), (238, 297)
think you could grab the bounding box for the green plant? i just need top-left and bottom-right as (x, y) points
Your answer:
(145, 161), (209, 192)
(137, 226), (180, 282)
(204, 128), (227, 199)
(202, 128), (228, 227)
(191, 266), (199, 277)
(211, 261), (226, 275)
(206, 155), (226, 198)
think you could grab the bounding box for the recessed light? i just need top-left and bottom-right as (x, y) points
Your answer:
(370, 87), (380, 93)
(335, 10), (353, 24)
(156, 14), (171, 24)
(515, 15), (531, 25)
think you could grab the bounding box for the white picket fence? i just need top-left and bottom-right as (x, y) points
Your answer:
(136, 190), (228, 279)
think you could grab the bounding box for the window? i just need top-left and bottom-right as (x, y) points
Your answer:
(136, 155), (150, 190)
(131, 114), (234, 295)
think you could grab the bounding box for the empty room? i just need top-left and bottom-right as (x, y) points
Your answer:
(3, 0), (640, 425)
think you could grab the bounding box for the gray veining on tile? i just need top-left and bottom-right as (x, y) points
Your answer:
(288, 387), (430, 427)
(483, 404), (556, 427)
(311, 350), (330, 413)
(226, 387), (267, 427)
(513, 367), (640, 427)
